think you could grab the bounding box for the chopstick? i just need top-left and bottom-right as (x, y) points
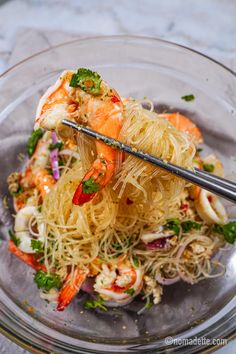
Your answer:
(62, 119), (236, 203)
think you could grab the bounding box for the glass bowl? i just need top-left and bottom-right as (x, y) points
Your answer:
(0, 36), (236, 354)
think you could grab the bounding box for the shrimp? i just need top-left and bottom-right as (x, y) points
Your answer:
(94, 260), (143, 306)
(35, 71), (74, 131)
(35, 69), (124, 206)
(34, 169), (55, 199)
(57, 268), (88, 311)
(14, 206), (45, 254)
(17, 132), (55, 208)
(8, 241), (46, 271)
(159, 114), (203, 199)
(159, 113), (203, 145)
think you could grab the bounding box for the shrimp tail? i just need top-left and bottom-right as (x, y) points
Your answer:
(8, 240), (46, 271)
(57, 268), (88, 311)
(72, 158), (115, 206)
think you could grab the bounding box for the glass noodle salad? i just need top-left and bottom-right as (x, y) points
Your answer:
(7, 68), (236, 312)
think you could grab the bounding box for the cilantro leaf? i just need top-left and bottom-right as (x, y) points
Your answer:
(34, 270), (61, 291)
(84, 296), (107, 311)
(165, 218), (181, 235)
(112, 238), (132, 251)
(70, 68), (102, 95)
(8, 230), (21, 247)
(181, 94), (195, 102)
(31, 239), (44, 253)
(213, 224), (224, 235)
(181, 220), (201, 233)
(82, 177), (100, 194)
(27, 128), (44, 157)
(11, 184), (24, 197)
(203, 163), (215, 173)
(213, 221), (236, 244)
(132, 256), (139, 268)
(49, 141), (64, 151)
(124, 288), (135, 296)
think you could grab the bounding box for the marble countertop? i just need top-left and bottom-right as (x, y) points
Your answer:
(0, 0), (235, 353)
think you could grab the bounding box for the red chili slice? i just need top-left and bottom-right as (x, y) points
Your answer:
(207, 195), (213, 203)
(180, 203), (189, 212)
(126, 198), (134, 205)
(111, 95), (120, 103)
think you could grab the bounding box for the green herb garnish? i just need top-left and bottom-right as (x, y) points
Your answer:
(213, 221), (236, 244)
(84, 296), (107, 311)
(11, 184), (24, 197)
(124, 288), (135, 296)
(58, 158), (65, 166)
(165, 218), (181, 235)
(49, 141), (64, 151)
(31, 239), (44, 253)
(144, 297), (153, 310)
(132, 256), (139, 268)
(70, 68), (102, 95)
(112, 242), (122, 251)
(34, 270), (61, 291)
(112, 238), (132, 251)
(203, 163), (214, 173)
(181, 220), (201, 233)
(8, 230), (21, 247)
(82, 177), (100, 194)
(27, 128), (44, 156)
(181, 94), (195, 102)
(197, 148), (203, 153)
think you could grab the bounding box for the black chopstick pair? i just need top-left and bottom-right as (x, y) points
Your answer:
(62, 119), (236, 204)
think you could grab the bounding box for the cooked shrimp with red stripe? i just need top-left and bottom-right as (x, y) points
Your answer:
(7, 68), (235, 312)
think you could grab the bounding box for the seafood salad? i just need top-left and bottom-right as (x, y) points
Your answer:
(7, 68), (236, 312)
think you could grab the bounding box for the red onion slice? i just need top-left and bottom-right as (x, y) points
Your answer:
(49, 132), (60, 181)
(146, 237), (168, 250)
(59, 149), (80, 160)
(51, 132), (58, 144)
(81, 278), (95, 295)
(156, 273), (180, 285)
